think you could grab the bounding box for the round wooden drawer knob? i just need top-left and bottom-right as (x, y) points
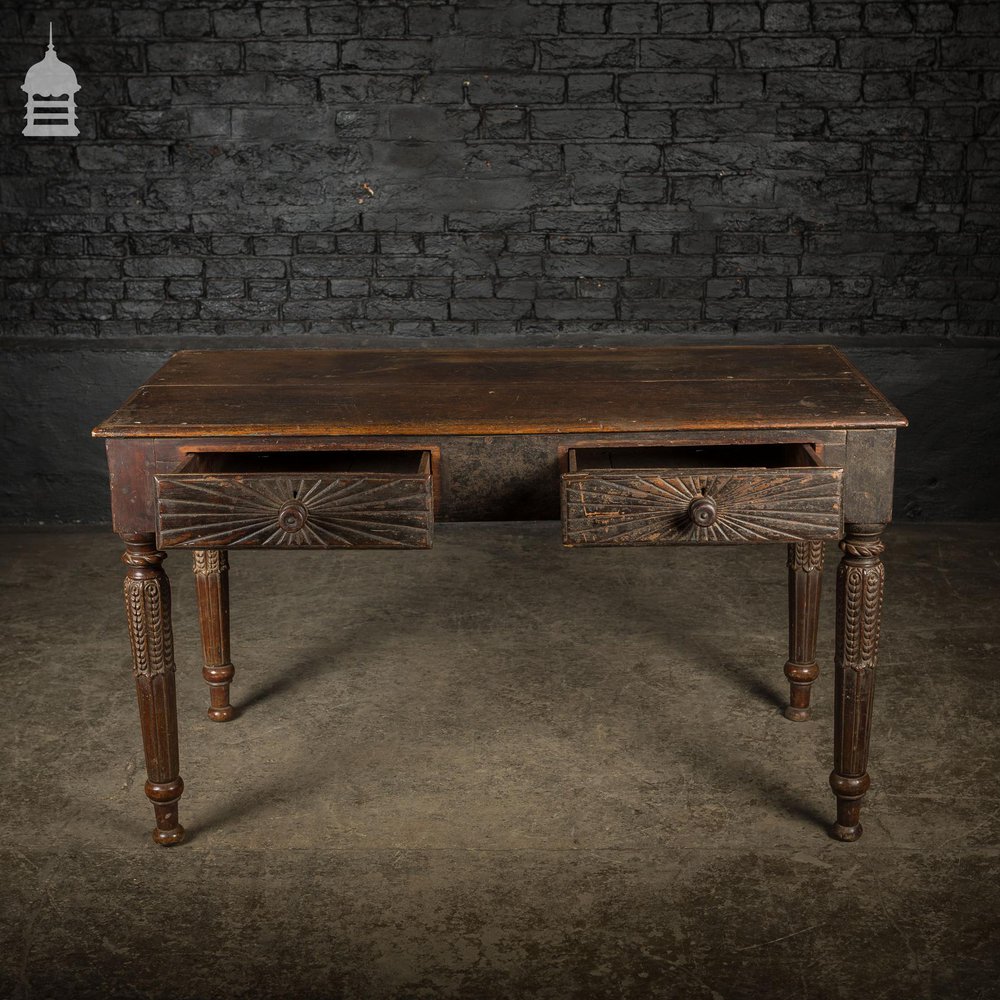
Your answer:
(278, 500), (308, 533)
(688, 495), (718, 527)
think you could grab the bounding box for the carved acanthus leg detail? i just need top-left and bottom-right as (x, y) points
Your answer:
(193, 549), (235, 722)
(784, 540), (825, 721)
(829, 524), (886, 842)
(122, 534), (184, 846)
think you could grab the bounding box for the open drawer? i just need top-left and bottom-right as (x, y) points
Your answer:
(155, 450), (433, 549)
(562, 444), (843, 546)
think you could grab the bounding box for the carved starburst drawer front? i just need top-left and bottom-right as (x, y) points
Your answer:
(562, 444), (843, 546)
(155, 450), (433, 549)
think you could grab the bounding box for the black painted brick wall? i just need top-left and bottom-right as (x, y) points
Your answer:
(1, 0), (998, 340)
(1, 1), (999, 523)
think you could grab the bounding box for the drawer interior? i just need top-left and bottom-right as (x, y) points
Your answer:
(173, 449), (430, 476)
(567, 443), (824, 473)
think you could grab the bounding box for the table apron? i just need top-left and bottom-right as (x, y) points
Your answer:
(100, 427), (896, 535)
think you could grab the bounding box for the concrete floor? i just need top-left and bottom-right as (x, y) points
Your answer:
(1, 522), (998, 999)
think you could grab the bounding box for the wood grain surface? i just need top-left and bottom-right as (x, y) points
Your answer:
(155, 450), (433, 549)
(93, 346), (907, 438)
(562, 467), (844, 545)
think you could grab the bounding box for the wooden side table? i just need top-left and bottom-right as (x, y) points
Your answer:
(93, 345), (907, 846)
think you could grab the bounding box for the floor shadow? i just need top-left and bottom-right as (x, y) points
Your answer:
(178, 530), (832, 840)
(528, 544), (833, 834)
(720, 657), (788, 713)
(192, 766), (323, 839)
(234, 650), (335, 717)
(613, 545), (818, 715)
(684, 738), (831, 833)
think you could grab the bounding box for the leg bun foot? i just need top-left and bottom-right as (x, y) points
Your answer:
(829, 821), (863, 842)
(152, 825), (186, 846)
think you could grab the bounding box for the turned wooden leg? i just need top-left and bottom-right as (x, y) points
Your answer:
(784, 540), (825, 721)
(193, 550), (235, 722)
(829, 524), (886, 842)
(122, 534), (185, 846)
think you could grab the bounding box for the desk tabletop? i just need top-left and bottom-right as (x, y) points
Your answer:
(92, 345), (906, 438)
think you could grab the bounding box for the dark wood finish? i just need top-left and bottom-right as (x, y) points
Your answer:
(94, 347), (905, 845)
(830, 524), (886, 842)
(136, 345), (899, 388)
(784, 541), (825, 721)
(105, 438), (158, 535)
(562, 444), (843, 545)
(117, 429), (848, 529)
(121, 534), (184, 846)
(193, 550), (235, 722)
(844, 428), (898, 524)
(155, 451), (433, 549)
(92, 346), (907, 439)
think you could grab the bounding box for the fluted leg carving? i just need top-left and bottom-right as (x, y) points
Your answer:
(122, 534), (184, 846)
(829, 524), (886, 842)
(193, 549), (235, 722)
(784, 540), (825, 721)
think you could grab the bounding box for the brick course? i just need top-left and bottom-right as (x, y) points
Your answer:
(0, 1), (997, 341)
